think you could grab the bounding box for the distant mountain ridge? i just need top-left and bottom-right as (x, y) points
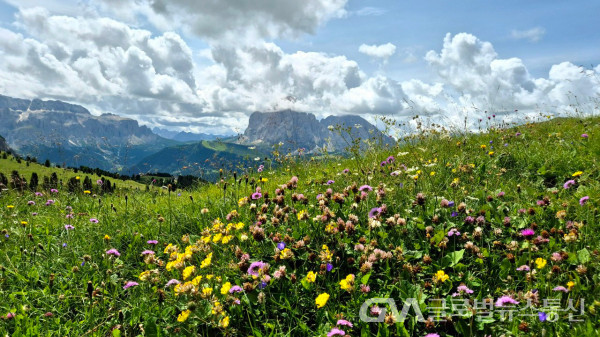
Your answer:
(240, 110), (394, 151)
(152, 127), (224, 142)
(0, 134), (10, 152)
(0, 94), (176, 172)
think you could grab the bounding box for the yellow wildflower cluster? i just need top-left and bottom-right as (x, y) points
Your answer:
(339, 274), (355, 292)
(433, 270), (449, 283)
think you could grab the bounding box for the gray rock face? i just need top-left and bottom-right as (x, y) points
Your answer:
(242, 110), (394, 152)
(0, 95), (173, 170)
(0, 135), (9, 152)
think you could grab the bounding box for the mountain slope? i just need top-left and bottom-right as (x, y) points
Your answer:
(130, 140), (264, 180)
(0, 95), (177, 171)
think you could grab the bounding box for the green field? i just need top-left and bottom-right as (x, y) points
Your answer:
(0, 116), (599, 336)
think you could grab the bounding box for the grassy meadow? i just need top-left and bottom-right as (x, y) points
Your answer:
(0, 115), (599, 336)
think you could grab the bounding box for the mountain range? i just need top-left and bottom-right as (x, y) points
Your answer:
(0, 95), (394, 178)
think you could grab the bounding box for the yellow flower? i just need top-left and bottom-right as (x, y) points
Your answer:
(21, 221), (28, 225)
(191, 275), (203, 286)
(430, 171), (436, 176)
(221, 282), (231, 295)
(488, 151), (494, 156)
(177, 309), (191, 322)
(183, 266), (196, 280)
(433, 270), (449, 283)
(339, 274), (355, 291)
(206, 274), (214, 280)
(572, 171), (583, 177)
(315, 293), (329, 308)
(7, 205), (14, 209)
(260, 178), (268, 182)
(212, 233), (223, 243)
(221, 235), (233, 244)
(556, 210), (567, 220)
(480, 144), (486, 149)
(202, 287), (213, 296)
(139, 270), (151, 281)
(219, 316), (230, 328)
(280, 248), (293, 259)
(235, 222), (245, 230)
(200, 253), (213, 268)
(297, 210), (307, 221)
(306, 271), (317, 283)
(104, 235), (111, 240)
(535, 258), (547, 269)
(84, 190), (91, 194)
(567, 281), (575, 289)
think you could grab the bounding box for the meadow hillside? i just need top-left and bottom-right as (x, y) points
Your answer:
(0, 116), (599, 336)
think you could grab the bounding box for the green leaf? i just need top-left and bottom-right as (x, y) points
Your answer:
(145, 320), (158, 337)
(442, 249), (465, 268)
(112, 329), (122, 337)
(361, 273), (371, 285)
(577, 248), (591, 264)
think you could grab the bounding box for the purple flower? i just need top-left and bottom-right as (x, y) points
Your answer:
(452, 285), (474, 297)
(106, 249), (121, 257)
(563, 180), (576, 189)
(147, 240), (158, 245)
(553, 286), (569, 293)
(447, 228), (460, 237)
(326, 263), (333, 272)
(327, 328), (345, 337)
(46, 200), (55, 206)
(387, 156), (395, 163)
(251, 192), (262, 200)
(35, 192), (43, 196)
(326, 180), (335, 185)
(451, 211), (458, 217)
(425, 334), (441, 337)
(539, 312), (547, 322)
(62, 243), (67, 247)
(165, 279), (180, 287)
(277, 242), (286, 250)
(368, 207), (382, 219)
(141, 250), (155, 255)
(342, 169), (350, 174)
(380, 161), (387, 167)
(581, 134), (588, 138)
(495, 296), (519, 307)
(32, 212), (38, 216)
(336, 319), (353, 327)
(517, 265), (530, 271)
(229, 285), (243, 293)
(123, 281), (139, 290)
(28, 201), (35, 205)
(515, 132), (522, 136)
(247, 261), (267, 277)
(359, 185), (373, 192)
(97, 179), (103, 185)
(497, 191), (505, 197)
(64, 225), (74, 230)
(521, 229), (535, 237)
(66, 214), (74, 219)
(579, 196), (589, 206)
(50, 189), (58, 193)
(90, 218), (99, 223)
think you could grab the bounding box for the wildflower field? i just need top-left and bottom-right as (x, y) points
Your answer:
(1, 116), (599, 336)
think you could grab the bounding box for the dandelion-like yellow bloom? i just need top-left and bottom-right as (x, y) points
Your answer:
(221, 282), (231, 295)
(21, 221), (27, 225)
(7, 205), (14, 209)
(433, 270), (449, 283)
(183, 266), (196, 280)
(572, 171), (583, 177)
(567, 281), (575, 289)
(219, 316), (230, 328)
(480, 144), (486, 149)
(535, 258), (547, 269)
(488, 151), (494, 156)
(201, 253), (213, 268)
(306, 271), (317, 283)
(177, 309), (191, 322)
(280, 248), (293, 259)
(104, 235), (111, 240)
(84, 190), (91, 194)
(339, 274), (355, 291)
(315, 293), (329, 308)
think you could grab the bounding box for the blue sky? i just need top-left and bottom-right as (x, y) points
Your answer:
(0, 0), (598, 134)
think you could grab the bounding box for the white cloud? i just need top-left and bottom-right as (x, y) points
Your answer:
(511, 27), (546, 43)
(96, 0), (348, 43)
(353, 7), (387, 17)
(358, 43), (397, 60)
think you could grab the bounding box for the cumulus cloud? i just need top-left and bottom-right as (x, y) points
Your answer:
(97, 0), (347, 43)
(359, 43), (397, 60)
(511, 26), (546, 43)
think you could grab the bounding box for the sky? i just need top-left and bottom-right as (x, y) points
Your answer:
(0, 0), (598, 135)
